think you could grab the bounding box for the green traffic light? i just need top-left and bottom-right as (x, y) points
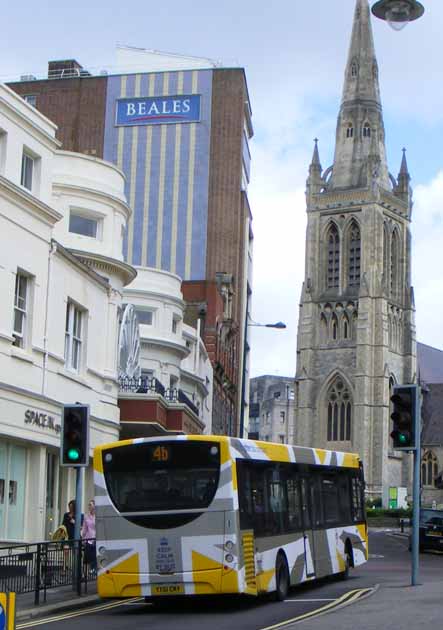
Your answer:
(67, 448), (80, 461)
(398, 433), (408, 444)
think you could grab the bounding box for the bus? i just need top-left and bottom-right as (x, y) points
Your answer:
(94, 435), (367, 601)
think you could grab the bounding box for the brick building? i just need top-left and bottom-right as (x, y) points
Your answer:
(9, 53), (254, 436)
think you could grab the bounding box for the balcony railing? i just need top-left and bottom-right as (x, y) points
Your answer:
(118, 377), (199, 416)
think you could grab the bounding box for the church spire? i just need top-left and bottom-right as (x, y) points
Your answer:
(329, 0), (390, 190)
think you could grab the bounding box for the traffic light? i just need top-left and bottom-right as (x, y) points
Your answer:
(390, 385), (418, 450)
(61, 404), (89, 466)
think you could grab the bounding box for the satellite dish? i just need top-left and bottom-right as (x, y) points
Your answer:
(118, 304), (141, 379)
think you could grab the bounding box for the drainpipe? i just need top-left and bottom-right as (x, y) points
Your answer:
(42, 240), (57, 395)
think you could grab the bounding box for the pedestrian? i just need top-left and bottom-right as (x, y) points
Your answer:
(62, 500), (84, 569)
(81, 499), (97, 574)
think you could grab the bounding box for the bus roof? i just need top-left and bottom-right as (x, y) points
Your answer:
(94, 435), (361, 470)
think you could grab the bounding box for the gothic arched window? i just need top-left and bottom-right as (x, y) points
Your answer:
(320, 314), (328, 344)
(343, 314), (350, 340)
(346, 123), (354, 138)
(422, 451), (439, 487)
(326, 378), (352, 442)
(383, 223), (389, 287)
(327, 224), (340, 289)
(363, 123), (371, 138)
(331, 314), (338, 341)
(348, 222), (361, 287)
(391, 229), (400, 298)
(351, 63), (358, 78)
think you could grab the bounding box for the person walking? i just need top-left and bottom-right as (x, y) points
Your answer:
(62, 500), (83, 570)
(81, 499), (97, 574)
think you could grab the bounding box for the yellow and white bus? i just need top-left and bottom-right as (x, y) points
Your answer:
(94, 435), (367, 601)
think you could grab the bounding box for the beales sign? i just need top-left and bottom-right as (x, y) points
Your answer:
(116, 94), (201, 127)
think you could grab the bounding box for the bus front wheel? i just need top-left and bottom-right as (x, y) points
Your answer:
(340, 544), (353, 580)
(274, 553), (290, 601)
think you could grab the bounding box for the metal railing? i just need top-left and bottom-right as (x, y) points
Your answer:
(119, 377), (200, 416)
(0, 539), (96, 605)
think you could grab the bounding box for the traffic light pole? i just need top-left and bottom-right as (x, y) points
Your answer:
(74, 467), (84, 541)
(411, 385), (421, 586)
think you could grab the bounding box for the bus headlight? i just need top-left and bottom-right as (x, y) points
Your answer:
(224, 541), (234, 551)
(225, 554), (234, 563)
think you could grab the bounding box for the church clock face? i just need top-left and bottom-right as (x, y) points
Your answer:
(118, 304), (141, 379)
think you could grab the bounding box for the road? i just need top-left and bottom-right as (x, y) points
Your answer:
(18, 530), (442, 630)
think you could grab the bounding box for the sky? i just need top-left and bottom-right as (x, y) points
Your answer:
(2, 0), (443, 378)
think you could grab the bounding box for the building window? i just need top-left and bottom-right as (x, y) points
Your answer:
(69, 211), (99, 238)
(135, 309), (153, 326)
(351, 63), (358, 78)
(20, 152), (34, 191)
(327, 224), (340, 288)
(346, 124), (354, 139)
(422, 451), (439, 487)
(280, 411), (285, 422)
(23, 94), (37, 108)
(331, 315), (338, 341)
(279, 435), (285, 443)
(65, 301), (83, 372)
(172, 318), (178, 334)
(348, 222), (361, 287)
(0, 129), (6, 175)
(390, 230), (400, 298)
(362, 123), (371, 138)
(13, 272), (29, 348)
(326, 378), (352, 442)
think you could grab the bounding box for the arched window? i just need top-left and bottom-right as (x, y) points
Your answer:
(391, 230), (400, 298)
(331, 314), (338, 341)
(326, 378), (352, 442)
(422, 451), (439, 487)
(320, 314), (328, 344)
(348, 222), (361, 287)
(351, 63), (358, 78)
(363, 123), (371, 138)
(346, 123), (354, 138)
(327, 224), (340, 289)
(343, 315), (350, 340)
(383, 223), (389, 286)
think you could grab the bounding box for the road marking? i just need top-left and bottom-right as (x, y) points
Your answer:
(16, 597), (144, 628)
(259, 588), (374, 630)
(284, 598), (335, 602)
(369, 554), (385, 558)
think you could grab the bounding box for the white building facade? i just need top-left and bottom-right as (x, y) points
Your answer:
(0, 84), (134, 543)
(122, 267), (213, 432)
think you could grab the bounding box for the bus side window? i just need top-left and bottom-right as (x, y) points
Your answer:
(321, 474), (339, 526)
(300, 478), (312, 530)
(337, 472), (351, 522)
(237, 461), (254, 530)
(351, 473), (364, 522)
(286, 473), (302, 531)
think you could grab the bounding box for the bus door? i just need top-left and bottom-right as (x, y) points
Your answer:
(300, 477), (316, 578)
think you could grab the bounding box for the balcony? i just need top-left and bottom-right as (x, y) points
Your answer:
(119, 376), (200, 428)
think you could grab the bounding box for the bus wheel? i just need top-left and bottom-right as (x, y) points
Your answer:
(274, 553), (290, 601)
(340, 544), (353, 580)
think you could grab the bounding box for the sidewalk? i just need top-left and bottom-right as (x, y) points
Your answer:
(285, 578), (443, 629)
(15, 583), (100, 621)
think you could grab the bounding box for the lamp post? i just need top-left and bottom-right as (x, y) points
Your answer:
(372, 0), (424, 31)
(239, 317), (286, 439)
(372, 0), (425, 586)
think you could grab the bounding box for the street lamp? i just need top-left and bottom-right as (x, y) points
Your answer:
(239, 317), (287, 439)
(372, 0), (425, 31)
(248, 320), (287, 329)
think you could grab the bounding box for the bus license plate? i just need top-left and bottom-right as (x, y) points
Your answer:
(152, 584), (184, 596)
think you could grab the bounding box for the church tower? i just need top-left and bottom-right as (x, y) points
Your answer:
(294, 0), (416, 504)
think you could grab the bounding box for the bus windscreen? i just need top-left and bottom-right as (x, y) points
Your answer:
(102, 441), (220, 514)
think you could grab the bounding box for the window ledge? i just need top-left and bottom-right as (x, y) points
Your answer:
(57, 368), (92, 389)
(10, 347), (34, 364)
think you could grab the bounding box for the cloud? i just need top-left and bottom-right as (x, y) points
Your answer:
(413, 172), (443, 350)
